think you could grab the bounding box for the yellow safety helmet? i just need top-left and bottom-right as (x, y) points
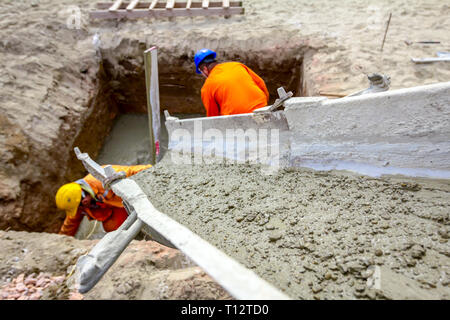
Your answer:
(55, 183), (82, 218)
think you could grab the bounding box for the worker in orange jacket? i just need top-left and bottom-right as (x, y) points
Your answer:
(55, 164), (151, 237)
(194, 49), (269, 117)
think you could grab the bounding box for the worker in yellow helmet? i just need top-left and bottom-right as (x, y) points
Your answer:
(55, 164), (151, 237)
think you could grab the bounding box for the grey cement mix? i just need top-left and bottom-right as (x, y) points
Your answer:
(78, 113), (207, 241)
(132, 159), (450, 299)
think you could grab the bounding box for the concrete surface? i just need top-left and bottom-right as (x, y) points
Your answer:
(165, 82), (450, 179)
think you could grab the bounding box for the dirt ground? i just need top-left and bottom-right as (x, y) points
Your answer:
(133, 161), (450, 300)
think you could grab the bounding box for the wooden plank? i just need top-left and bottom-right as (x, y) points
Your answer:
(186, 0), (192, 9)
(109, 0), (123, 11)
(91, 7), (244, 18)
(166, 0), (175, 9)
(149, 0), (158, 10)
(202, 0), (210, 9)
(97, 2), (243, 9)
(126, 0), (139, 10)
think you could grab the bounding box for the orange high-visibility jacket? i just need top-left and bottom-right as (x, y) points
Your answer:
(201, 62), (269, 117)
(59, 164), (152, 236)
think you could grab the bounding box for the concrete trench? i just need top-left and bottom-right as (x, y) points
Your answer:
(13, 38), (308, 236)
(43, 41), (450, 299)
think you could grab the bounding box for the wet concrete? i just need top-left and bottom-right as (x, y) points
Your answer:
(132, 159), (450, 299)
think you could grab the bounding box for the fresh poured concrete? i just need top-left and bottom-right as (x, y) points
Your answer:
(74, 148), (289, 299)
(133, 159), (450, 299)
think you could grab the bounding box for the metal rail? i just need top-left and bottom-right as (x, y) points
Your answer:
(92, 1), (244, 19)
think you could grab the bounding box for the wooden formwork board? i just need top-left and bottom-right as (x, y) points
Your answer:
(92, 1), (244, 19)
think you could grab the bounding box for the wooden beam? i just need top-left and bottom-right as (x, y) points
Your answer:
(202, 0), (209, 9)
(97, 2), (243, 9)
(144, 47), (160, 165)
(109, 0), (123, 11)
(91, 7), (244, 18)
(126, 0), (140, 10)
(186, 0), (192, 9)
(149, 0), (158, 10)
(166, 0), (175, 9)
(222, 0), (230, 8)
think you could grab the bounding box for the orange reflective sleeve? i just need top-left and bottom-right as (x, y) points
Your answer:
(243, 65), (269, 101)
(59, 212), (83, 237)
(201, 86), (220, 117)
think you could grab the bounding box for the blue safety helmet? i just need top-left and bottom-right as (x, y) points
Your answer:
(194, 49), (217, 74)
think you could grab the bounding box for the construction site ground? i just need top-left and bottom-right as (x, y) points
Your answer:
(0, 0), (449, 300)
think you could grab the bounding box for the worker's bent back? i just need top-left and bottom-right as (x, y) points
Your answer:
(201, 62), (269, 117)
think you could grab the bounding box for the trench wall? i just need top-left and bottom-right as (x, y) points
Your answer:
(101, 46), (305, 115)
